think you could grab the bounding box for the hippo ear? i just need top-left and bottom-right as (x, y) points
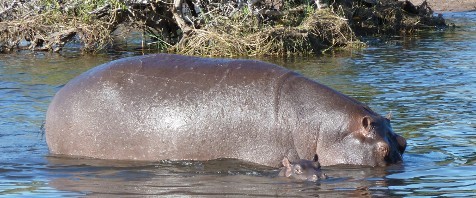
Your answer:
(282, 157), (291, 168)
(362, 116), (372, 131)
(386, 112), (393, 121)
(312, 154), (321, 169)
(282, 157), (292, 177)
(313, 154), (319, 162)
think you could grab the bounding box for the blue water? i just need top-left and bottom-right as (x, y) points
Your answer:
(1, 12), (475, 197)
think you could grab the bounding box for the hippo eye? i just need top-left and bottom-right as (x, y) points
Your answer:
(294, 165), (303, 175)
(370, 122), (378, 129)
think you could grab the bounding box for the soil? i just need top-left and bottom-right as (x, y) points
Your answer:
(406, 0), (476, 12)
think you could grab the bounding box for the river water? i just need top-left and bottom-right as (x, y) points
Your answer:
(1, 12), (475, 197)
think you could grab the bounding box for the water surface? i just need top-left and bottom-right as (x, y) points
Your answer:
(1, 12), (475, 197)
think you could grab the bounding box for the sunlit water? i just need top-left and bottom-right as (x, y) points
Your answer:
(1, 12), (475, 197)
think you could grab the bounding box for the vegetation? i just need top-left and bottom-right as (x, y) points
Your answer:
(0, 0), (446, 56)
(174, 8), (360, 56)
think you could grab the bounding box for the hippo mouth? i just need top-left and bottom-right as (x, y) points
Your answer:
(383, 149), (403, 165)
(378, 135), (406, 166)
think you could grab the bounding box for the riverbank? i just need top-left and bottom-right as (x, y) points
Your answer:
(407, 0), (476, 12)
(0, 0), (448, 56)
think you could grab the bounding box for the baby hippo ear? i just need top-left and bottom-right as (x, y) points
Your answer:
(282, 157), (292, 177)
(312, 154), (321, 168)
(282, 157), (291, 168)
(313, 154), (319, 162)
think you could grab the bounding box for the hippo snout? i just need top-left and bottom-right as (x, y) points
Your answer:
(376, 139), (404, 165)
(396, 135), (407, 154)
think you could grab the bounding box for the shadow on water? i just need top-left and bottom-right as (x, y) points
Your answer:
(0, 12), (475, 197)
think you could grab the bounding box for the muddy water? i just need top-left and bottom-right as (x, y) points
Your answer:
(1, 12), (475, 197)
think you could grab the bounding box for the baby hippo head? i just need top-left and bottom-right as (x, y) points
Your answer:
(279, 154), (327, 182)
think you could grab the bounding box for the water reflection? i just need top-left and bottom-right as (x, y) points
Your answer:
(43, 157), (398, 197)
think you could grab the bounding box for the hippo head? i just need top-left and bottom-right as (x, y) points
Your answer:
(316, 109), (407, 167)
(279, 155), (327, 181)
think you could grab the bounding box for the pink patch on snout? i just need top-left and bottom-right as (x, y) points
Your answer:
(376, 142), (390, 157)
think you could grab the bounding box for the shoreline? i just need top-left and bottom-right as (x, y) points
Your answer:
(407, 0), (476, 12)
(0, 1), (458, 54)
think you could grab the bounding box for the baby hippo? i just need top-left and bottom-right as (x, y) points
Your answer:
(279, 154), (327, 181)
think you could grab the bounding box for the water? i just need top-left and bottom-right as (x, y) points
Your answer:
(1, 12), (475, 197)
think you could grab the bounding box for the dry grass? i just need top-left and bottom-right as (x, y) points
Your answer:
(173, 9), (362, 57)
(0, 0), (120, 52)
(0, 13), (113, 52)
(1, 0), (443, 55)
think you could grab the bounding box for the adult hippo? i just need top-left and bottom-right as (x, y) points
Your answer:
(45, 53), (406, 167)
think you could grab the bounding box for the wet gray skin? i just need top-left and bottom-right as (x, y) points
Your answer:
(279, 154), (327, 181)
(45, 53), (406, 167)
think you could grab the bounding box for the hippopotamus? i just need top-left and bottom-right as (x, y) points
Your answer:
(279, 154), (327, 181)
(45, 53), (406, 167)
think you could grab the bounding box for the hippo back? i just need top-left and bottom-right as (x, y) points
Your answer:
(46, 54), (303, 167)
